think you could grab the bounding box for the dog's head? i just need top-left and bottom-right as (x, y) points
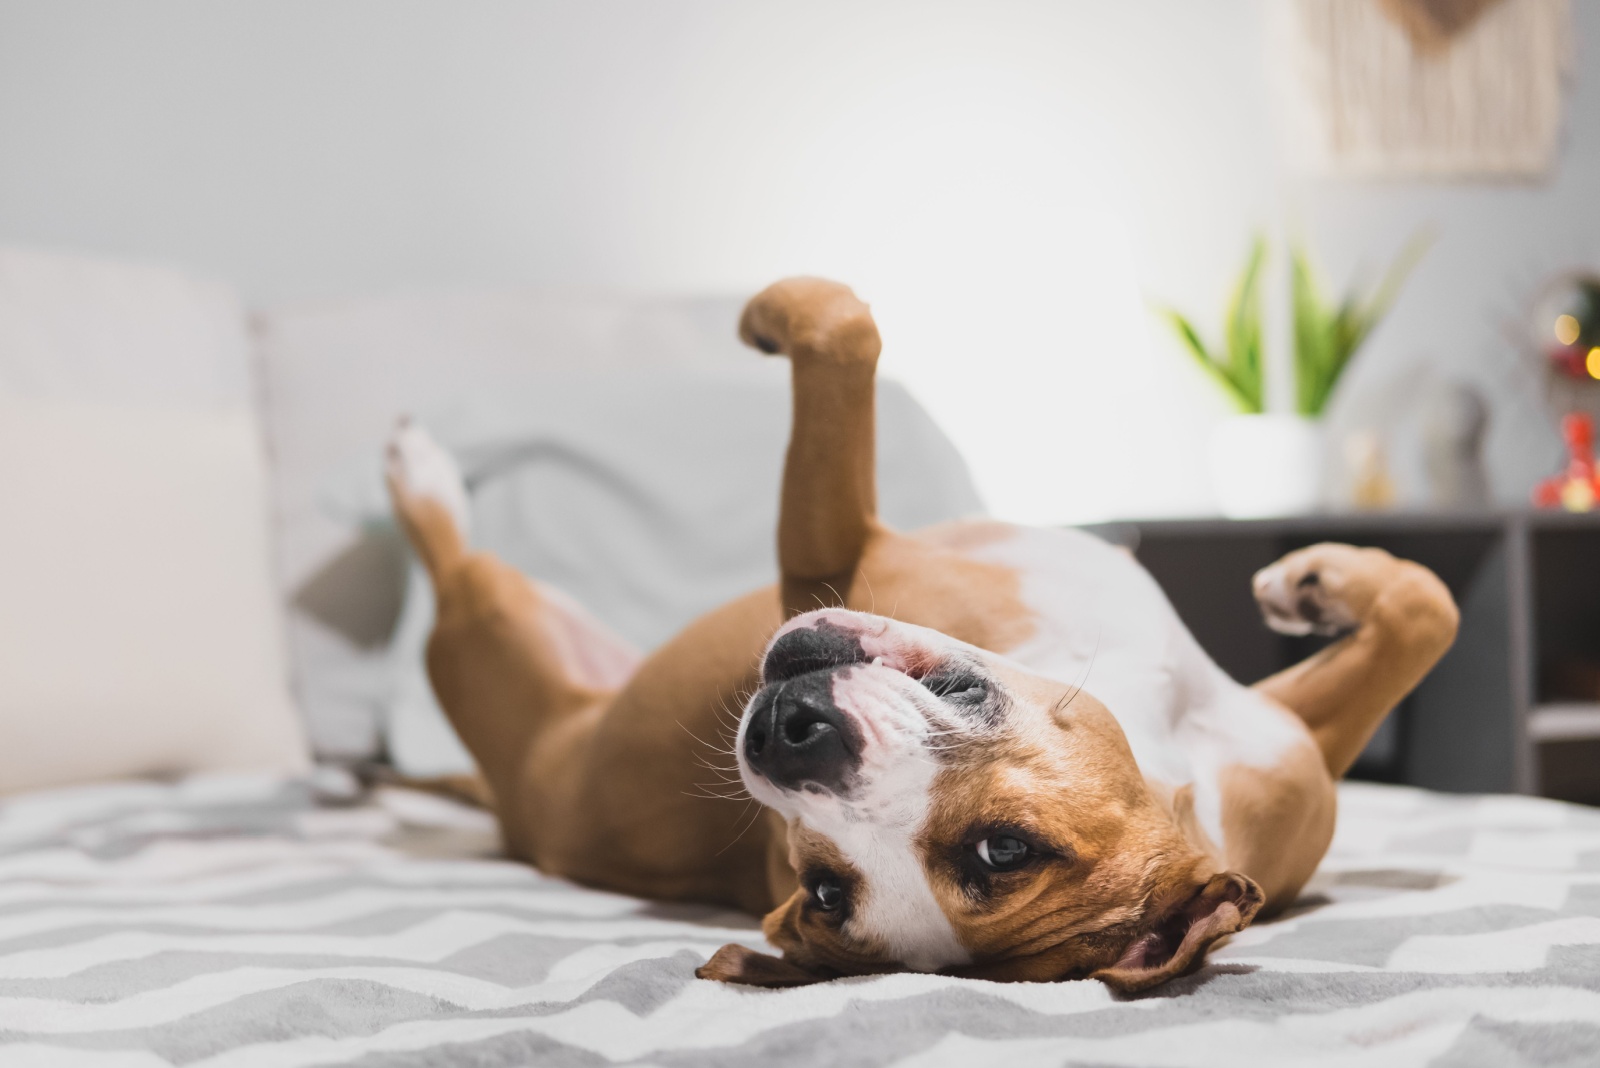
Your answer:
(699, 609), (1262, 992)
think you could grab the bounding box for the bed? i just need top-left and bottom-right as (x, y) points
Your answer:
(3, 775), (1597, 1068)
(5, 254), (1597, 1066)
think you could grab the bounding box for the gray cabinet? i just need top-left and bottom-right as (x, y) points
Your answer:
(1088, 513), (1600, 802)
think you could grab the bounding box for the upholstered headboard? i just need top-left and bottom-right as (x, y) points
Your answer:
(253, 288), (984, 762)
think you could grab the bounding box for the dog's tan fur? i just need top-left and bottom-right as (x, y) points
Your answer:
(387, 278), (1457, 989)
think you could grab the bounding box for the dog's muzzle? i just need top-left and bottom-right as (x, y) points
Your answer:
(742, 621), (868, 793)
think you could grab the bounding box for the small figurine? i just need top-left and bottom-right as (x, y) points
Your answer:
(1423, 382), (1491, 509)
(1345, 430), (1397, 511)
(1532, 412), (1600, 512)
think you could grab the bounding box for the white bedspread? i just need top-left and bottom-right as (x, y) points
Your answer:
(1, 776), (1597, 1067)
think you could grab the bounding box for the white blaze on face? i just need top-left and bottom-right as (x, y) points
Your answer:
(739, 610), (985, 972)
(801, 663), (970, 973)
(808, 757), (970, 973)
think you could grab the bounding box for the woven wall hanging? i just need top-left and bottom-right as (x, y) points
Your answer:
(1288, 0), (1572, 177)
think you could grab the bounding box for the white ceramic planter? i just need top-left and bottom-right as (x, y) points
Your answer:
(1208, 414), (1323, 518)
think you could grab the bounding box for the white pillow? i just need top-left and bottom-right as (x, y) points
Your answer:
(254, 288), (755, 761)
(0, 395), (310, 794)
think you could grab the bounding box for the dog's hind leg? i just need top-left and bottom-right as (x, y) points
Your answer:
(385, 421), (640, 851)
(1250, 543), (1458, 778)
(738, 277), (884, 617)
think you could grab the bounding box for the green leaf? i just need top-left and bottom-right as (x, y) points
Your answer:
(1363, 230), (1431, 328)
(1290, 246), (1329, 416)
(1223, 236), (1267, 414)
(1154, 238), (1267, 414)
(1159, 307), (1254, 413)
(1290, 232), (1428, 416)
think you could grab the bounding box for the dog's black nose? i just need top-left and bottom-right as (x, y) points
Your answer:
(743, 671), (860, 793)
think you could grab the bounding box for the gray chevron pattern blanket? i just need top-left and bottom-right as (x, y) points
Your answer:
(1, 775), (1598, 1067)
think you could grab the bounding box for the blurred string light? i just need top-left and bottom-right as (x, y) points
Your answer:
(1531, 276), (1600, 511)
(1534, 275), (1600, 382)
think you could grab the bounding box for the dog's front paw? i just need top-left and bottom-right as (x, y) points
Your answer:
(738, 277), (880, 366)
(1251, 543), (1384, 637)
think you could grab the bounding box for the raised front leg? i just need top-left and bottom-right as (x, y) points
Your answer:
(1251, 543), (1459, 778)
(739, 278), (884, 618)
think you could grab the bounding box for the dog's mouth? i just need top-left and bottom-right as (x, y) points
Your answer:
(760, 618), (873, 685)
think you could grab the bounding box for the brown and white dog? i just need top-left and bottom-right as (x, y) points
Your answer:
(385, 277), (1458, 992)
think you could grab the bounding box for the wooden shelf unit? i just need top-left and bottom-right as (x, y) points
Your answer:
(1085, 511), (1600, 803)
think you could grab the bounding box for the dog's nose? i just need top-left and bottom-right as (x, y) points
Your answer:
(743, 671), (859, 793)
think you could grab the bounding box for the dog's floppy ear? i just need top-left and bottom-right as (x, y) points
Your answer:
(696, 891), (833, 987)
(1091, 871), (1263, 993)
(695, 943), (829, 987)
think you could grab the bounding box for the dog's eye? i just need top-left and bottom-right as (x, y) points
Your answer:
(923, 672), (986, 705)
(975, 835), (1032, 871)
(811, 877), (844, 911)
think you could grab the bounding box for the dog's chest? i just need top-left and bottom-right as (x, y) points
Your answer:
(960, 527), (1192, 778)
(961, 526), (1303, 792)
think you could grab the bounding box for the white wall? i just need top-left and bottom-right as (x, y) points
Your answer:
(0, 0), (1593, 522)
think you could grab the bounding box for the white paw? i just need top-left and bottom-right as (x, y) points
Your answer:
(386, 418), (471, 536)
(1251, 554), (1358, 637)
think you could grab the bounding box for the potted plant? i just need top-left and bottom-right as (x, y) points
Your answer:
(1162, 235), (1424, 518)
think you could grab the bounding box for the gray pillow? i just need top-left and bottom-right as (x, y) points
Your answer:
(330, 364), (984, 776)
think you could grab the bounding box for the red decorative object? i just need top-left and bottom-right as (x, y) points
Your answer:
(1548, 343), (1597, 381)
(1532, 412), (1600, 512)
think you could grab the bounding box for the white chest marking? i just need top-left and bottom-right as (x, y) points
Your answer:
(969, 526), (1304, 852)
